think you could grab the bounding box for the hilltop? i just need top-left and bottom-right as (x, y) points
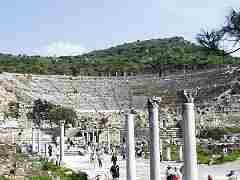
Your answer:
(0, 37), (240, 76)
(0, 37), (240, 129)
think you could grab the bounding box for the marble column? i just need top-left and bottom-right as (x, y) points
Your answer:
(32, 128), (35, 153)
(159, 115), (163, 159)
(86, 132), (90, 143)
(178, 144), (183, 162)
(93, 131), (96, 143)
(60, 121), (65, 165)
(126, 112), (136, 180)
(159, 139), (163, 159)
(38, 128), (41, 156)
(148, 97), (161, 180)
(180, 90), (198, 180)
(95, 130), (97, 143)
(107, 127), (111, 153)
(166, 145), (171, 161)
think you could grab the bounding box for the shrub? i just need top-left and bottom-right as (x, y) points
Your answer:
(0, 176), (8, 180)
(40, 161), (88, 180)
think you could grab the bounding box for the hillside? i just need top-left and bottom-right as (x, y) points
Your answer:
(0, 66), (239, 111)
(0, 65), (240, 129)
(0, 37), (240, 76)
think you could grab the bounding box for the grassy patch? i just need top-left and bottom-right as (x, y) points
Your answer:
(197, 146), (212, 164)
(40, 161), (87, 180)
(224, 127), (240, 134)
(197, 146), (240, 164)
(214, 149), (240, 164)
(0, 176), (8, 180)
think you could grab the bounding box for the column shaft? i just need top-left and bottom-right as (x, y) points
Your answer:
(159, 139), (163, 161)
(93, 131), (96, 143)
(166, 145), (171, 161)
(107, 127), (111, 152)
(178, 145), (183, 162)
(60, 122), (65, 164)
(87, 132), (90, 143)
(38, 129), (41, 156)
(183, 103), (198, 180)
(32, 128), (35, 153)
(149, 102), (161, 180)
(126, 113), (136, 180)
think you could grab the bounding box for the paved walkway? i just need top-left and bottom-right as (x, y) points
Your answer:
(64, 154), (240, 180)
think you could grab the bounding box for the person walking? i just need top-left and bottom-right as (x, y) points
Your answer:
(48, 144), (52, 157)
(160, 152), (163, 162)
(174, 167), (182, 180)
(96, 149), (103, 168)
(226, 170), (238, 180)
(208, 174), (213, 180)
(111, 153), (117, 164)
(110, 161), (120, 180)
(166, 166), (174, 180)
(90, 151), (97, 169)
(180, 165), (184, 180)
(121, 144), (126, 160)
(9, 163), (16, 180)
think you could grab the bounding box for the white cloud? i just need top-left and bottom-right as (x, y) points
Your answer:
(33, 41), (87, 57)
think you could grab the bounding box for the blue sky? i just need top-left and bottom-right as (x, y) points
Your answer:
(0, 0), (239, 56)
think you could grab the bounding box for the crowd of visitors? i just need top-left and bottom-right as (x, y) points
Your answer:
(23, 139), (240, 180)
(166, 166), (183, 180)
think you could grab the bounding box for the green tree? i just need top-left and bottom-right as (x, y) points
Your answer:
(48, 105), (77, 127)
(197, 8), (240, 55)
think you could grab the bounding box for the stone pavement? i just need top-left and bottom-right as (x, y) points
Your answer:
(64, 154), (240, 180)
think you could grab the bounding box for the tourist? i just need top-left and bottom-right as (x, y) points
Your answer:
(48, 144), (52, 157)
(180, 165), (184, 180)
(160, 152), (163, 162)
(166, 166), (174, 180)
(110, 161), (120, 180)
(226, 170), (238, 180)
(111, 153), (118, 164)
(208, 174), (213, 180)
(121, 144), (126, 160)
(90, 151), (97, 169)
(136, 147), (143, 157)
(28, 144), (33, 154)
(70, 139), (74, 147)
(55, 145), (60, 166)
(9, 168), (15, 180)
(96, 149), (103, 168)
(172, 171), (177, 180)
(174, 167), (182, 180)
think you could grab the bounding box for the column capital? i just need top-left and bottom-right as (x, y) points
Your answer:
(148, 96), (161, 108)
(125, 108), (137, 115)
(177, 89), (198, 103)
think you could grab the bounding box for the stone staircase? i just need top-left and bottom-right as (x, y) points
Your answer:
(21, 75), (131, 111)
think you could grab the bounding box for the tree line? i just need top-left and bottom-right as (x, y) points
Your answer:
(0, 36), (239, 77)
